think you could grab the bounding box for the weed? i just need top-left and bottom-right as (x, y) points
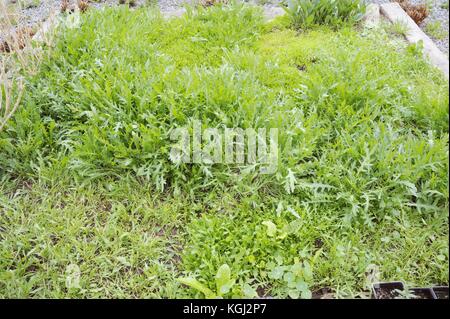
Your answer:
(385, 20), (409, 37)
(0, 25), (35, 53)
(0, 1), (19, 30)
(0, 4), (448, 298)
(283, 0), (366, 29)
(424, 20), (448, 40)
(178, 264), (236, 298)
(267, 258), (313, 299)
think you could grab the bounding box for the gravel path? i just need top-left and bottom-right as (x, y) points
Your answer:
(371, 0), (449, 54)
(2, 0), (449, 54)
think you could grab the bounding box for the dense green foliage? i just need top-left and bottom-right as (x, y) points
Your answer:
(0, 5), (448, 298)
(283, 0), (367, 29)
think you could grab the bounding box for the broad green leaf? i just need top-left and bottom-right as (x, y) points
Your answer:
(215, 264), (233, 296)
(243, 283), (258, 298)
(262, 221), (277, 237)
(288, 289), (300, 299)
(177, 277), (216, 299)
(269, 266), (285, 280)
(301, 289), (312, 299)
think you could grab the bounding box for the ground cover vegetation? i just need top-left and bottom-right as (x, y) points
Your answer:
(0, 2), (448, 298)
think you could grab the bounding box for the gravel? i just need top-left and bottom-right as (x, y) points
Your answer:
(2, 0), (449, 54)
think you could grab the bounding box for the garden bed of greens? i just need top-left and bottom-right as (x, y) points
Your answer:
(0, 3), (448, 298)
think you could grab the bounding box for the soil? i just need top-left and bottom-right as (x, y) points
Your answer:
(410, 288), (435, 299)
(375, 287), (402, 299)
(373, 282), (405, 299)
(312, 287), (334, 299)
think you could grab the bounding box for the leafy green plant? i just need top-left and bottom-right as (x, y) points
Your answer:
(177, 264), (236, 298)
(283, 0), (366, 29)
(0, 4), (448, 299)
(268, 258), (313, 299)
(406, 40), (424, 57)
(424, 21), (448, 40)
(385, 20), (409, 37)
